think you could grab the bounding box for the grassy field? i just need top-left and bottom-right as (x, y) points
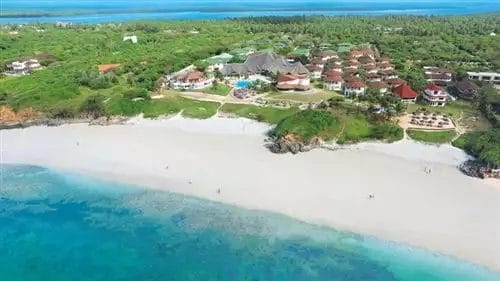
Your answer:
(106, 95), (219, 119)
(271, 109), (341, 141)
(335, 112), (403, 143)
(265, 91), (340, 103)
(199, 84), (232, 96)
(219, 103), (298, 124)
(407, 129), (457, 144)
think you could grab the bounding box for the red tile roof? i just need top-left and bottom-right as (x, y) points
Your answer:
(346, 81), (366, 88)
(324, 75), (343, 82)
(367, 81), (388, 88)
(98, 64), (121, 73)
(424, 84), (443, 91)
(277, 73), (308, 83)
(393, 84), (418, 99)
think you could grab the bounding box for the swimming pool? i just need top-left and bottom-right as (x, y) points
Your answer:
(235, 80), (252, 88)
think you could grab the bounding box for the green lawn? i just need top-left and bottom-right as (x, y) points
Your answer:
(219, 103), (298, 124)
(200, 84), (232, 96)
(106, 95), (219, 119)
(407, 129), (457, 144)
(266, 91), (340, 103)
(271, 109), (341, 141)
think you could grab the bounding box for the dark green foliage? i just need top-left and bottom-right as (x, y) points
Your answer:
(474, 85), (499, 127)
(80, 94), (106, 118)
(453, 130), (500, 167)
(371, 124), (404, 141)
(76, 70), (116, 90)
(123, 88), (150, 100)
(49, 105), (77, 119)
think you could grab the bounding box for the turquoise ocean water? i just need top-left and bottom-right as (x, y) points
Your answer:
(1, 0), (500, 23)
(1, 164), (500, 280)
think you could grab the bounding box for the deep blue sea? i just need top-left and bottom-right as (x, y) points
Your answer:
(1, 164), (500, 280)
(0, 0), (499, 23)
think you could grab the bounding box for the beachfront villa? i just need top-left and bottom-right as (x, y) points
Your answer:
(205, 53), (234, 72)
(422, 84), (448, 106)
(276, 73), (311, 91)
(4, 59), (42, 75)
(343, 81), (366, 96)
(221, 52), (309, 79)
(392, 84), (418, 103)
(467, 71), (500, 89)
(324, 75), (343, 91)
(169, 69), (213, 90)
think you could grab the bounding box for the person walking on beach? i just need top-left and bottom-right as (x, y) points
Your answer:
(217, 188), (221, 195)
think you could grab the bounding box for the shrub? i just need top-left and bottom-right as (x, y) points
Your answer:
(123, 88), (150, 100)
(80, 94), (106, 118)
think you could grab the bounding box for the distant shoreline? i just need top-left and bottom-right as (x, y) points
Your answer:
(1, 10), (499, 24)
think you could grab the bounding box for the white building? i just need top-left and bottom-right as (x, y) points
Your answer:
(343, 81), (366, 96)
(324, 75), (343, 91)
(422, 84), (448, 106)
(123, 35), (138, 44)
(467, 71), (500, 89)
(5, 59), (42, 76)
(306, 65), (323, 80)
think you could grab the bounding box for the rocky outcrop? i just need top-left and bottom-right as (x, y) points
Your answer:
(266, 135), (322, 154)
(458, 160), (485, 179)
(89, 116), (129, 126)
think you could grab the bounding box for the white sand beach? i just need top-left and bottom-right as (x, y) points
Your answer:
(2, 115), (500, 271)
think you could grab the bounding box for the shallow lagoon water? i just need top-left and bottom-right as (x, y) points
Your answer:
(1, 164), (499, 280)
(1, 0), (499, 23)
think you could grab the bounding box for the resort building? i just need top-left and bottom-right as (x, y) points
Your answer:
(276, 73), (311, 91)
(392, 84), (418, 103)
(343, 81), (366, 96)
(221, 52), (309, 79)
(454, 79), (479, 100)
(324, 75), (343, 91)
(205, 53), (234, 72)
(367, 73), (382, 82)
(367, 81), (389, 94)
(5, 59), (42, 75)
(467, 71), (500, 89)
(317, 50), (338, 61)
(385, 78), (407, 88)
(422, 84), (448, 106)
(306, 65), (323, 80)
(170, 69), (213, 90)
(424, 66), (453, 85)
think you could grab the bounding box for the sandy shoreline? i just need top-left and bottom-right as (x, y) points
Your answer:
(2, 115), (500, 271)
